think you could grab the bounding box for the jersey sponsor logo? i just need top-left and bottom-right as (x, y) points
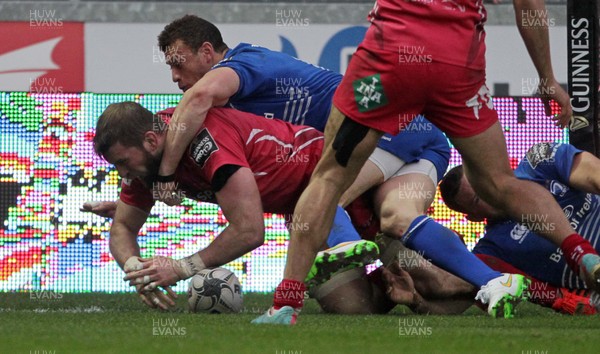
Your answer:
(510, 224), (530, 243)
(549, 181), (569, 197)
(195, 190), (216, 203)
(563, 204), (574, 219)
(525, 142), (557, 169)
(353, 73), (388, 112)
(465, 85), (493, 120)
(189, 129), (219, 168)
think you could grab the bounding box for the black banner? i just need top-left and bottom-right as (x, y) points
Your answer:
(567, 0), (598, 155)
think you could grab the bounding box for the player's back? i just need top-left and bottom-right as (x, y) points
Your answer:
(363, 0), (487, 69)
(199, 107), (325, 214)
(213, 43), (341, 131)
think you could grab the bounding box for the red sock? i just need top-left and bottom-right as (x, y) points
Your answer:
(273, 279), (306, 310)
(561, 234), (598, 274)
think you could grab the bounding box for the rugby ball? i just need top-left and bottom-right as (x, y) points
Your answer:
(188, 267), (243, 313)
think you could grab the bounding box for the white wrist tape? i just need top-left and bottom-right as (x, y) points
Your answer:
(124, 256), (143, 272)
(174, 253), (206, 280)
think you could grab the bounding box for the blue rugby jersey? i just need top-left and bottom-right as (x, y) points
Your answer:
(473, 143), (600, 288)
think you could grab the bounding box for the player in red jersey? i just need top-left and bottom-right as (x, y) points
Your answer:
(255, 0), (600, 324)
(93, 102), (326, 309)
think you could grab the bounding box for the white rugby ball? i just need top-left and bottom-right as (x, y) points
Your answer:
(188, 267), (243, 313)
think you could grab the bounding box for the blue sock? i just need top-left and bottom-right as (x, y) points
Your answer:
(326, 206), (362, 247)
(401, 215), (501, 288)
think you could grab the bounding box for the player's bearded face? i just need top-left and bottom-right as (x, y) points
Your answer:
(142, 148), (162, 184)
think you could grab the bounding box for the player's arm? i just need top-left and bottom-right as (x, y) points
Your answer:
(568, 151), (600, 194)
(158, 68), (240, 182)
(126, 166), (264, 289)
(109, 200), (148, 269)
(513, 0), (571, 127)
(197, 166), (265, 267)
(110, 201), (176, 309)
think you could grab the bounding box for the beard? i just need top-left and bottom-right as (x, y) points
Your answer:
(141, 149), (163, 186)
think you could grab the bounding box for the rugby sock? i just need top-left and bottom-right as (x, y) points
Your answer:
(401, 215), (501, 288)
(273, 279), (306, 310)
(561, 233), (598, 274)
(326, 206), (362, 247)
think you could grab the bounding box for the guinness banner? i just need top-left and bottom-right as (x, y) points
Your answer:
(568, 0), (599, 155)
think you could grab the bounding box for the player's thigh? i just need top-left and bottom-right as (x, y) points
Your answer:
(339, 159), (385, 208)
(449, 121), (514, 200)
(340, 146), (408, 207)
(315, 105), (383, 191)
(373, 163), (437, 236)
(424, 64), (497, 139)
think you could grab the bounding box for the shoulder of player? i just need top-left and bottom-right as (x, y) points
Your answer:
(213, 43), (273, 67)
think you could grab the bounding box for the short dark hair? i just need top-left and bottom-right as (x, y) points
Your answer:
(158, 15), (228, 53)
(93, 102), (161, 159)
(439, 165), (464, 212)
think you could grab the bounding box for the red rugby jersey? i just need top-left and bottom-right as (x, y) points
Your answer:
(119, 107), (324, 215)
(363, 0), (488, 69)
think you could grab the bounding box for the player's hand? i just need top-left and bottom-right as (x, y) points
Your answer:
(124, 256), (182, 291)
(381, 261), (416, 305)
(154, 181), (182, 206)
(135, 283), (178, 310)
(537, 77), (572, 129)
(80, 200), (117, 218)
(124, 256), (178, 310)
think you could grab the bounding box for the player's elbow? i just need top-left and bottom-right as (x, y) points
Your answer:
(243, 226), (265, 250)
(249, 229), (265, 250)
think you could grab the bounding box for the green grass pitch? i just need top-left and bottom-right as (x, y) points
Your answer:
(0, 292), (597, 354)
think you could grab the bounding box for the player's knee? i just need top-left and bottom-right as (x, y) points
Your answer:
(380, 210), (420, 238)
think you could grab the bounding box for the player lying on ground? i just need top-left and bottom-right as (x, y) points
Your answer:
(141, 15), (529, 318)
(253, 0), (600, 325)
(315, 235), (599, 316)
(438, 142), (600, 304)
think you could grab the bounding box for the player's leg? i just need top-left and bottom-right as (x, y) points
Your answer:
(338, 147), (404, 208)
(372, 159), (504, 288)
(379, 235), (476, 298)
(450, 122), (600, 292)
(284, 106), (383, 284)
(252, 107), (384, 324)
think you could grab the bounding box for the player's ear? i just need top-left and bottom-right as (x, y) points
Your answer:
(198, 42), (215, 62)
(143, 131), (161, 152)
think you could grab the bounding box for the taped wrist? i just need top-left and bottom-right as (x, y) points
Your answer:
(174, 253), (206, 280)
(123, 256), (143, 272)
